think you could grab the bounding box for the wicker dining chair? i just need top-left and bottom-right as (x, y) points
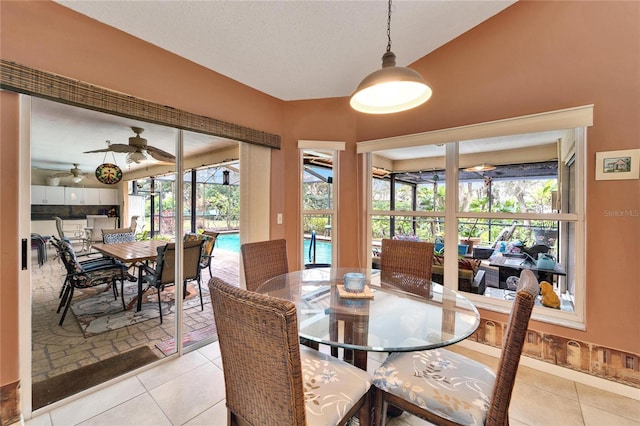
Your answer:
(373, 269), (539, 426)
(380, 239), (434, 298)
(208, 277), (372, 426)
(240, 238), (288, 292)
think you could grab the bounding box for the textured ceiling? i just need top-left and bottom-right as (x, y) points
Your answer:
(34, 1), (517, 176)
(54, 0), (515, 100)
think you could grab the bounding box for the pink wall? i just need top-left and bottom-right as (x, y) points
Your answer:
(0, 93), (21, 385)
(351, 1), (640, 354)
(1, 0), (639, 405)
(282, 98), (359, 268)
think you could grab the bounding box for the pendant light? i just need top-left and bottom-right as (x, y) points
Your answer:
(350, 0), (432, 114)
(463, 164), (496, 172)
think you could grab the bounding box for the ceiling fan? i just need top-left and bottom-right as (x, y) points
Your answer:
(84, 126), (175, 164)
(52, 163), (87, 183)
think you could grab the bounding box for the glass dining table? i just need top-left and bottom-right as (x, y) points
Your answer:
(257, 267), (480, 371)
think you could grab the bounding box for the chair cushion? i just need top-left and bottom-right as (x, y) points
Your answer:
(373, 348), (495, 425)
(184, 232), (215, 266)
(300, 346), (371, 426)
(103, 232), (135, 244)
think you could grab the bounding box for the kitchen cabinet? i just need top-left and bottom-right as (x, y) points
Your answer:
(99, 188), (118, 205)
(31, 185), (65, 204)
(31, 186), (118, 206)
(65, 187), (91, 205)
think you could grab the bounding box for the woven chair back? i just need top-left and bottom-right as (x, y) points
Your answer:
(241, 239), (289, 292)
(380, 239), (434, 297)
(486, 269), (539, 425)
(208, 277), (306, 425)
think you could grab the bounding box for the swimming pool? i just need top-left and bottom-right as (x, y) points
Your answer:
(215, 233), (332, 264)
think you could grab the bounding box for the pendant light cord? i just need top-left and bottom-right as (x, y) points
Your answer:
(386, 0), (392, 53)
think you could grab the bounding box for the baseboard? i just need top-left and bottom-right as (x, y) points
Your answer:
(458, 339), (640, 401)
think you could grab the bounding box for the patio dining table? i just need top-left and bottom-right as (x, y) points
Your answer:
(91, 240), (168, 311)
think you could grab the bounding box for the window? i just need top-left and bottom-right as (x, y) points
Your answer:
(625, 355), (636, 370)
(132, 163), (240, 238)
(360, 106), (591, 328)
(300, 141), (345, 267)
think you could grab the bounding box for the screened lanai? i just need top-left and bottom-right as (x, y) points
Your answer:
(129, 162), (240, 239)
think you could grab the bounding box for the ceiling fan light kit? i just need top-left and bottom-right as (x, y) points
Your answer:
(52, 163), (86, 183)
(126, 150), (147, 164)
(350, 0), (432, 114)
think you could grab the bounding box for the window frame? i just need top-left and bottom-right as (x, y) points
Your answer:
(359, 106), (592, 329)
(299, 140), (345, 267)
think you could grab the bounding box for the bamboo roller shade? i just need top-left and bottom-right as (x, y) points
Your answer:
(0, 59), (280, 150)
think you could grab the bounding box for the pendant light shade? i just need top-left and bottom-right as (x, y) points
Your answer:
(463, 164), (496, 172)
(126, 150), (147, 164)
(350, 0), (432, 114)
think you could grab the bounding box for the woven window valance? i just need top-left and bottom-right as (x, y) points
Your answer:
(0, 59), (280, 149)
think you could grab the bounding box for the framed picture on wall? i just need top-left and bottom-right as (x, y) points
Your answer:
(595, 149), (640, 180)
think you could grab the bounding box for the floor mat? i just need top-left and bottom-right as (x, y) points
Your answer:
(71, 282), (208, 337)
(32, 345), (159, 409)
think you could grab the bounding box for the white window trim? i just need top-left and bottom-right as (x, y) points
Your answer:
(359, 106), (592, 329)
(299, 140), (344, 267)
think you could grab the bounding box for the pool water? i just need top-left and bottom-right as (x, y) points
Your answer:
(215, 233), (332, 264)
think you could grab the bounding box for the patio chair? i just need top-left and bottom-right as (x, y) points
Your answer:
(138, 240), (204, 323)
(208, 277), (372, 426)
(51, 236), (118, 268)
(183, 231), (218, 281)
(101, 228), (136, 244)
(55, 239), (129, 325)
(31, 233), (48, 267)
(85, 215), (118, 251)
(201, 230), (219, 276)
(54, 216), (90, 252)
(240, 239), (288, 292)
(129, 215), (139, 233)
(372, 269), (539, 426)
(380, 238), (434, 298)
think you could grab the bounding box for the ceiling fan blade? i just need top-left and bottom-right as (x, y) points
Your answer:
(83, 143), (135, 154)
(107, 144), (136, 153)
(83, 148), (111, 154)
(53, 172), (72, 178)
(146, 146), (176, 162)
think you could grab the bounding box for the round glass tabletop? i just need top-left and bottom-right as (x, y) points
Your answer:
(258, 267), (480, 353)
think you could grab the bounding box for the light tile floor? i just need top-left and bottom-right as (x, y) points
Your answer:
(24, 342), (640, 426)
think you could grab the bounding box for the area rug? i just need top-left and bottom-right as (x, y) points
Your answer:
(155, 323), (218, 356)
(71, 282), (209, 337)
(32, 345), (159, 410)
